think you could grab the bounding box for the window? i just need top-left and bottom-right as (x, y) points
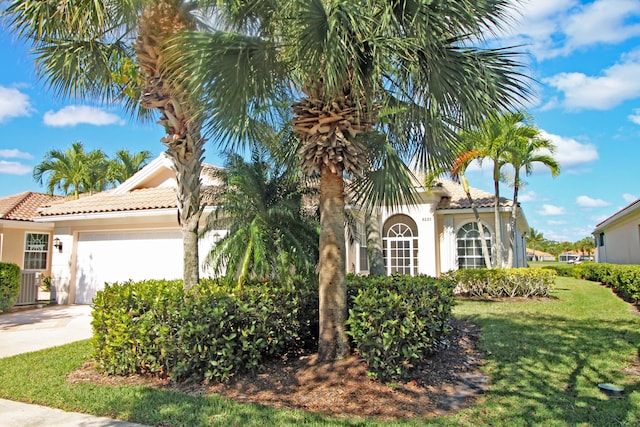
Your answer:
(382, 215), (418, 275)
(358, 245), (369, 272)
(457, 223), (492, 269)
(24, 233), (49, 270)
(598, 233), (605, 247)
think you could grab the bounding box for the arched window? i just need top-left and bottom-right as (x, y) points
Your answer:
(457, 222), (492, 269)
(383, 215), (418, 275)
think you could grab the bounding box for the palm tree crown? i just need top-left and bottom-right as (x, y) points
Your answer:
(167, 0), (532, 360)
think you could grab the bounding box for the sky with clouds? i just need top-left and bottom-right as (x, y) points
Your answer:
(1, 0), (639, 243)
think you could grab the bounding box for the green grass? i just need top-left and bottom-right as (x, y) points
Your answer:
(0, 277), (638, 426)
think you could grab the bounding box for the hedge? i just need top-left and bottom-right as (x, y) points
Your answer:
(0, 262), (20, 312)
(446, 268), (556, 298)
(577, 263), (640, 303)
(346, 274), (455, 382)
(92, 279), (318, 383)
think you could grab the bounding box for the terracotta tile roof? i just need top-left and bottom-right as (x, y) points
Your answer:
(0, 192), (64, 221)
(434, 179), (512, 210)
(39, 186), (220, 217)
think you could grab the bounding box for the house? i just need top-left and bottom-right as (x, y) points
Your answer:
(527, 248), (555, 262)
(592, 199), (640, 265)
(346, 175), (529, 277)
(0, 191), (63, 305)
(33, 154), (224, 304)
(22, 154), (528, 305)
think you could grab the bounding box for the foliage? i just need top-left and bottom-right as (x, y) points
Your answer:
(33, 142), (153, 198)
(91, 278), (318, 383)
(578, 263), (640, 303)
(446, 268), (556, 298)
(346, 274), (455, 382)
(1, 277), (639, 426)
(0, 262), (21, 312)
(33, 141), (109, 198)
(202, 147), (318, 287)
(538, 263), (581, 278)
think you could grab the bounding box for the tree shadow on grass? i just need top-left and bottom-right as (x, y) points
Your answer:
(463, 313), (640, 426)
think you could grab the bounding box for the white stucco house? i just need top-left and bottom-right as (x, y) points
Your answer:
(592, 199), (640, 265)
(27, 154), (528, 305)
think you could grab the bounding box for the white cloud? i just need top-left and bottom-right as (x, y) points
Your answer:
(0, 86), (32, 123)
(576, 195), (611, 208)
(0, 160), (31, 175)
(538, 130), (598, 169)
(43, 105), (124, 127)
(623, 193), (638, 203)
(518, 191), (540, 203)
(629, 108), (640, 125)
(506, 0), (640, 61)
(538, 204), (567, 216)
(543, 50), (640, 110)
(0, 149), (34, 159)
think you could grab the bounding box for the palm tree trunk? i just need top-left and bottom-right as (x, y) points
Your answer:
(365, 206), (385, 276)
(506, 175), (520, 268)
(135, 1), (205, 289)
(493, 172), (504, 268)
(317, 166), (350, 362)
(461, 174), (492, 268)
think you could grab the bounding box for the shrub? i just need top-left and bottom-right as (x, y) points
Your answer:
(540, 264), (579, 278)
(0, 262), (20, 312)
(578, 263), (640, 303)
(446, 268), (556, 298)
(92, 278), (318, 383)
(346, 274), (455, 382)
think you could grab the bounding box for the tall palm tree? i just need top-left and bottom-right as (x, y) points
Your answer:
(499, 117), (560, 266)
(449, 148), (493, 269)
(33, 141), (108, 199)
(6, 0), (208, 289)
(203, 148), (319, 287)
(169, 1), (530, 360)
(109, 149), (154, 185)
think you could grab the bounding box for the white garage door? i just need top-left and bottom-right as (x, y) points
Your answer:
(75, 230), (183, 304)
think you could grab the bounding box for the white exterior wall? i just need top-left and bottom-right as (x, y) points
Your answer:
(594, 210), (640, 264)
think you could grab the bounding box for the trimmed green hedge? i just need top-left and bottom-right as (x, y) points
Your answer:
(346, 274), (455, 382)
(0, 262), (20, 312)
(93, 274), (457, 384)
(446, 268), (556, 298)
(92, 279), (318, 383)
(578, 263), (640, 303)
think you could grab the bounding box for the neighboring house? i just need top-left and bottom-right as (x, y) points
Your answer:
(347, 176), (529, 277)
(527, 249), (555, 262)
(592, 199), (640, 265)
(33, 154), (224, 304)
(14, 154), (529, 305)
(0, 191), (63, 305)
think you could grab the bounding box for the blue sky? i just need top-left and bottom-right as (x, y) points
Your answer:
(1, 0), (639, 243)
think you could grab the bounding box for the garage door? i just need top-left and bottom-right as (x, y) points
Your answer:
(75, 230), (183, 304)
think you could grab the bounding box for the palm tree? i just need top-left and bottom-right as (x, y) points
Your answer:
(109, 149), (154, 185)
(448, 148), (493, 269)
(33, 141), (108, 199)
(203, 148), (318, 287)
(6, 0), (208, 289)
(499, 116), (560, 267)
(169, 1), (530, 360)
(527, 227), (545, 260)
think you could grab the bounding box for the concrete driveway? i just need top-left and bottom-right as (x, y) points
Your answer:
(0, 304), (93, 358)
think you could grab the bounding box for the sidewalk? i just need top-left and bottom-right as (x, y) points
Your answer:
(0, 305), (151, 427)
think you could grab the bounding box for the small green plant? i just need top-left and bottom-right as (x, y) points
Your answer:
(0, 262), (21, 312)
(346, 274), (455, 382)
(446, 267), (556, 297)
(41, 275), (52, 292)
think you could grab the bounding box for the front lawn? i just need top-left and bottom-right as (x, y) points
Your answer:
(0, 277), (638, 426)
